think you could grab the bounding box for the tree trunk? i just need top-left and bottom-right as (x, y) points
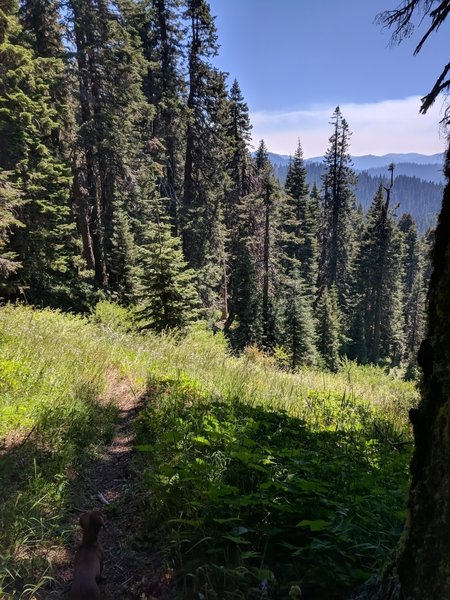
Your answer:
(354, 141), (450, 598)
(262, 185), (271, 348)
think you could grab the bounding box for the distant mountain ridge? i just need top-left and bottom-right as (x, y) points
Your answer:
(262, 151), (445, 233)
(265, 151), (445, 171)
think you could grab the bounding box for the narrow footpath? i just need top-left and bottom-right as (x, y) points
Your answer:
(48, 376), (167, 599)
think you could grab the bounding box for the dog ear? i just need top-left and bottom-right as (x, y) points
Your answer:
(91, 510), (105, 527)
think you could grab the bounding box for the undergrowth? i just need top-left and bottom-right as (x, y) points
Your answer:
(0, 303), (418, 598)
(133, 374), (412, 599)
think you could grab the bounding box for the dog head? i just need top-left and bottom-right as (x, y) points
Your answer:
(79, 510), (105, 534)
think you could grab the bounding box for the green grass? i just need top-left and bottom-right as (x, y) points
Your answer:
(0, 303), (418, 598)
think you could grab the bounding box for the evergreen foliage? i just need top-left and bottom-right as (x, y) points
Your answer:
(319, 107), (358, 321)
(316, 285), (341, 371)
(398, 213), (427, 368)
(136, 198), (199, 332)
(279, 272), (318, 368)
(181, 0), (229, 314)
(0, 0), (431, 372)
(351, 185), (406, 365)
(0, 172), (23, 280)
(0, 0), (76, 305)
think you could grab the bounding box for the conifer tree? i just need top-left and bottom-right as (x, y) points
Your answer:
(229, 141), (282, 350)
(181, 0), (229, 314)
(316, 285), (341, 371)
(319, 107), (358, 321)
(283, 139), (308, 272)
(134, 0), (185, 230)
(399, 213), (427, 369)
(255, 140), (281, 350)
(223, 78), (252, 328)
(69, 0), (153, 295)
(20, 0), (63, 57)
(279, 139), (319, 365)
(282, 140), (320, 291)
(351, 185), (406, 365)
(136, 197), (199, 332)
(304, 183), (321, 296)
(0, 172), (23, 282)
(0, 0), (77, 305)
(280, 272), (318, 369)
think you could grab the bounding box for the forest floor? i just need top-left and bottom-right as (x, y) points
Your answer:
(46, 374), (168, 599)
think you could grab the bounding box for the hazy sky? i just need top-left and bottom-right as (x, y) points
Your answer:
(208, 0), (449, 157)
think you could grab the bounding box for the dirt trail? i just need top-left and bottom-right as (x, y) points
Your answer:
(48, 376), (165, 599)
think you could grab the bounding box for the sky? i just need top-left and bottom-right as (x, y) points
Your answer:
(208, 0), (449, 158)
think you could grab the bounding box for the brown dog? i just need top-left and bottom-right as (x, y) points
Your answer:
(69, 510), (105, 600)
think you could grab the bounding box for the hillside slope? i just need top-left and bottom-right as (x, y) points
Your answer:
(0, 304), (418, 599)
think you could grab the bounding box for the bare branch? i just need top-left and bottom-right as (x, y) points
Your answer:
(415, 1), (450, 53)
(420, 62), (450, 113)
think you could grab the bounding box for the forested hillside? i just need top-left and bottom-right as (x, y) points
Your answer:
(2, 0), (449, 598)
(274, 161), (443, 233)
(0, 0), (433, 373)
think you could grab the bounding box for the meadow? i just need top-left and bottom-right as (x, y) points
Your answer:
(0, 303), (418, 598)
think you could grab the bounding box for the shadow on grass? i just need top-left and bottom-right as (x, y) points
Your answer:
(132, 379), (411, 600)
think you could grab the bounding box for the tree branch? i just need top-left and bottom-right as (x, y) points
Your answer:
(420, 62), (450, 113)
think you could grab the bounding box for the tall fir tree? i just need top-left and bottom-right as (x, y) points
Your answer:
(0, 172), (23, 283)
(319, 106), (358, 322)
(316, 285), (341, 371)
(69, 0), (154, 298)
(230, 141), (281, 350)
(224, 78), (253, 330)
(351, 184), (406, 365)
(399, 212), (427, 371)
(0, 0), (77, 306)
(282, 139), (308, 272)
(280, 272), (318, 369)
(181, 0), (230, 316)
(133, 0), (185, 230)
(20, 0), (63, 57)
(255, 140), (281, 350)
(279, 139), (319, 366)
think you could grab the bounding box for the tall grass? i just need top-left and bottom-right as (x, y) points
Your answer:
(0, 303), (419, 597)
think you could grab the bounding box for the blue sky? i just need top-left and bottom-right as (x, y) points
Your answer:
(208, 0), (449, 157)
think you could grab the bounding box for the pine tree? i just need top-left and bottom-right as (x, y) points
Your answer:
(282, 140), (320, 293)
(0, 172), (23, 282)
(0, 0), (77, 305)
(69, 0), (154, 295)
(351, 184), (406, 365)
(282, 139), (308, 272)
(280, 272), (318, 369)
(181, 0), (229, 315)
(399, 213), (427, 370)
(135, 197), (199, 332)
(223, 78), (252, 327)
(319, 107), (358, 321)
(255, 140), (281, 350)
(279, 139), (319, 366)
(316, 285), (341, 371)
(20, 0), (63, 57)
(134, 0), (185, 230)
(229, 141), (282, 350)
